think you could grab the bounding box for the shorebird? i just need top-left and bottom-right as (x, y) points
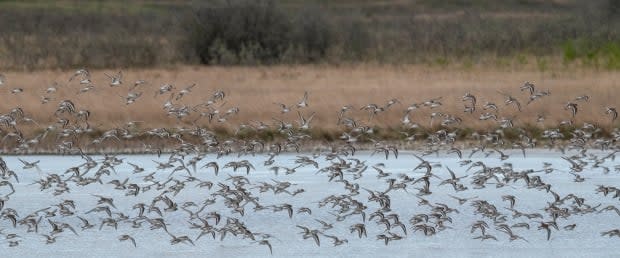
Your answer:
(41, 96), (53, 104)
(502, 195), (516, 209)
(472, 231), (498, 240)
(119, 234), (137, 247)
(123, 92), (143, 105)
(42, 234), (58, 244)
(169, 234), (195, 246)
(201, 161), (219, 176)
(274, 103), (291, 113)
(565, 102), (578, 117)
(315, 219), (333, 231)
(155, 84), (174, 96)
(349, 224), (367, 238)
(498, 92), (522, 112)
(385, 98), (401, 109)
(520, 81), (535, 95)
(92, 195), (117, 209)
(407, 102), (420, 111)
(68, 68), (90, 82)
(176, 84), (195, 100)
(297, 111), (316, 130)
(297, 91), (309, 108)
(323, 234), (348, 246)
(18, 158), (40, 171)
(496, 224), (528, 242)
(76, 216), (95, 230)
(537, 221), (557, 241)
(131, 79), (147, 90)
(483, 102), (498, 112)
(462, 92), (477, 106)
(601, 229), (620, 237)
(255, 240), (273, 254)
(297, 225), (321, 246)
(574, 95), (590, 102)
(606, 107), (617, 121)
(449, 195), (477, 205)
(104, 71), (122, 86)
(422, 97), (443, 108)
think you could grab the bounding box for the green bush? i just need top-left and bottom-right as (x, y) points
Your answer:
(563, 41), (577, 62)
(560, 39), (620, 69)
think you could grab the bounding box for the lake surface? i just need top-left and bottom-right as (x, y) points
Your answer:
(0, 149), (618, 258)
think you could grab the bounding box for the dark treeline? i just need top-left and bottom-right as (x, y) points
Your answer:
(1, 0), (620, 70)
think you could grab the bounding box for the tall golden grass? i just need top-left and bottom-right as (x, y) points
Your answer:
(1, 65), (618, 136)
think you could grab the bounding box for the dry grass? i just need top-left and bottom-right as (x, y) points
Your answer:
(1, 65), (619, 138)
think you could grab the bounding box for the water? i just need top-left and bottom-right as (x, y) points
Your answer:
(0, 149), (618, 257)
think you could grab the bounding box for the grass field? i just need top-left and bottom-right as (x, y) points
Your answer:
(1, 65), (618, 140)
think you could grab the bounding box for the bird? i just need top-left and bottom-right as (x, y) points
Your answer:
(537, 221), (557, 241)
(123, 92), (143, 105)
(449, 195), (477, 205)
(18, 158), (41, 171)
(606, 107), (617, 121)
(42, 234), (58, 244)
(274, 103), (291, 114)
(201, 161), (220, 176)
(501, 93), (522, 112)
(574, 95), (590, 102)
(119, 234), (137, 247)
(67, 68), (90, 83)
(349, 224), (367, 238)
(155, 84), (174, 96)
(601, 229), (620, 238)
(169, 234), (195, 246)
(565, 102), (578, 117)
(323, 234), (348, 246)
(520, 81), (535, 95)
(462, 92), (477, 106)
(76, 216), (95, 230)
(256, 240), (273, 254)
(502, 195), (516, 209)
(297, 91), (309, 108)
(104, 71), (123, 86)
(297, 111), (316, 130)
(598, 205), (620, 216)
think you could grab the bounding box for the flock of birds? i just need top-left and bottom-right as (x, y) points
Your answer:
(0, 69), (619, 254)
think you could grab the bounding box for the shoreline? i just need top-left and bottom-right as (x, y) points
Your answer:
(0, 140), (614, 156)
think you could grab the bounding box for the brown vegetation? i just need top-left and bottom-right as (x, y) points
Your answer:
(1, 65), (618, 135)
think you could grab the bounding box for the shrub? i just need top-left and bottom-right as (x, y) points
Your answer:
(187, 0), (338, 65)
